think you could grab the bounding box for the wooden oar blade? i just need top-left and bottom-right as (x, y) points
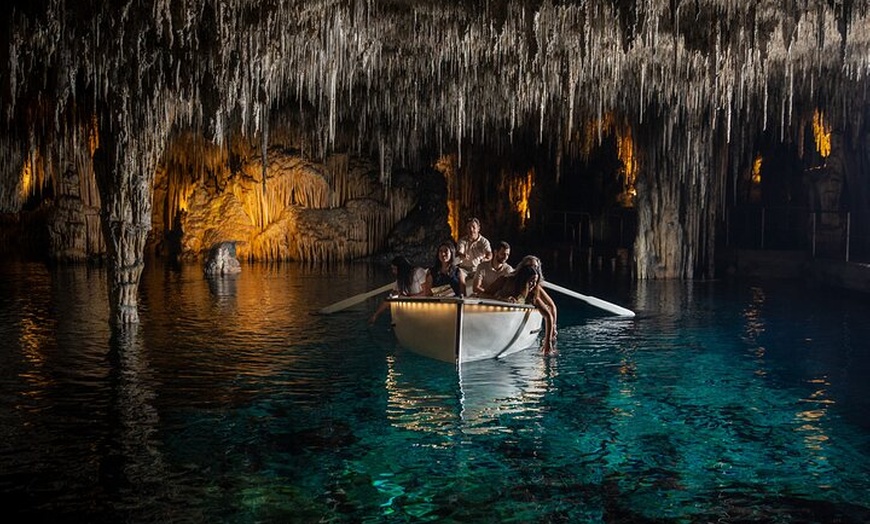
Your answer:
(319, 283), (394, 314)
(542, 281), (635, 317)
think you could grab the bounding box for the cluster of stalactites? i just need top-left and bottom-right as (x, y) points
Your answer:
(2, 1), (869, 215)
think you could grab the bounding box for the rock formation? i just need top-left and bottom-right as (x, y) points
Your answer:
(203, 241), (242, 276)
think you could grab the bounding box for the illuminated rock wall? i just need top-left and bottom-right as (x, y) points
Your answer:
(152, 143), (417, 263)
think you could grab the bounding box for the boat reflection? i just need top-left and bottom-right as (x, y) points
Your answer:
(458, 350), (551, 435)
(384, 354), (461, 440)
(384, 349), (552, 438)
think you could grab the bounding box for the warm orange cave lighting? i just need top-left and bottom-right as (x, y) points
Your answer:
(616, 127), (637, 207)
(435, 154), (461, 240)
(752, 154), (762, 185)
(19, 160), (33, 199)
(177, 194), (189, 213)
(583, 113), (637, 208)
(507, 169), (534, 230)
(447, 199), (460, 240)
(812, 109), (831, 159)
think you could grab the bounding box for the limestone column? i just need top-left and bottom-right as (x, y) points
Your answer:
(633, 121), (719, 280)
(93, 112), (161, 326)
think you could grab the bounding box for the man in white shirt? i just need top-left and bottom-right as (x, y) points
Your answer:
(456, 217), (492, 273)
(474, 240), (512, 295)
(456, 217), (492, 296)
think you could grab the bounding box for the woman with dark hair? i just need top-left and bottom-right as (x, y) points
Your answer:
(483, 264), (540, 304)
(391, 256), (426, 296)
(426, 241), (466, 297)
(483, 259), (556, 354)
(515, 255), (558, 348)
(369, 256), (428, 324)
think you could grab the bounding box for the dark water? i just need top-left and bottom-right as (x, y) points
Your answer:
(1, 260), (869, 523)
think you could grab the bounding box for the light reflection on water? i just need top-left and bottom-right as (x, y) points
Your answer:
(0, 261), (869, 522)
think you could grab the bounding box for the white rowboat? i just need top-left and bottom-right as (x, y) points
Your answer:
(388, 296), (543, 363)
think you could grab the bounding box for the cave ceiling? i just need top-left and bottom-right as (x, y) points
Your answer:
(1, 0), (869, 209)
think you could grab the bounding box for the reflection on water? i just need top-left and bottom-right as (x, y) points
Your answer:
(1, 261), (870, 522)
(384, 349), (555, 437)
(458, 350), (552, 435)
(106, 326), (176, 518)
(384, 353), (460, 437)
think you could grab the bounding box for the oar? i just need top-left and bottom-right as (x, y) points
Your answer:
(319, 283), (395, 314)
(542, 281), (636, 317)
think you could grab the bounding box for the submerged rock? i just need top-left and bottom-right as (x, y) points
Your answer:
(204, 241), (242, 275)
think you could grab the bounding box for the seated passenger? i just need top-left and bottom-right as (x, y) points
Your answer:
(473, 240), (513, 295)
(369, 256), (429, 324)
(482, 264), (539, 303)
(515, 255), (558, 351)
(484, 258), (557, 354)
(457, 217), (493, 295)
(426, 241), (466, 297)
(456, 217), (492, 275)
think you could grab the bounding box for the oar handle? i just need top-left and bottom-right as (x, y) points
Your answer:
(319, 283), (395, 314)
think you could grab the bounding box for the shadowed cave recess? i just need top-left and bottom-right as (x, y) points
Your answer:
(1, 0), (869, 323)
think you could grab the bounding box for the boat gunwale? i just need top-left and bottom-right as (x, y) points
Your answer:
(386, 296), (537, 311)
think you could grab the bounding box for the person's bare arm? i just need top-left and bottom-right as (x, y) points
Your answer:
(456, 238), (468, 260)
(473, 270), (486, 294)
(423, 271), (433, 296)
(539, 287), (557, 322)
(369, 299), (390, 324)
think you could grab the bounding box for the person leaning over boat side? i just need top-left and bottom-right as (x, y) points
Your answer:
(483, 259), (556, 353)
(481, 264), (538, 303)
(369, 256), (429, 324)
(515, 255), (558, 349)
(426, 240), (466, 297)
(456, 217), (492, 292)
(481, 264), (555, 353)
(472, 240), (513, 295)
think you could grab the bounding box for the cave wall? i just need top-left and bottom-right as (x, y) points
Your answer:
(1, 133), (429, 265)
(151, 138), (420, 264)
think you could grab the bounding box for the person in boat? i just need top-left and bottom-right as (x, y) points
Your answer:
(515, 255), (558, 350)
(456, 217), (492, 292)
(426, 240), (466, 297)
(482, 258), (557, 353)
(481, 263), (538, 303)
(369, 256), (429, 324)
(472, 240), (513, 295)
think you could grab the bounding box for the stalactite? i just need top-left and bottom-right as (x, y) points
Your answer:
(325, 153), (349, 207)
(1, 0), (869, 283)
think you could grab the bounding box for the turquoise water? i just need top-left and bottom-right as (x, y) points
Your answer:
(1, 260), (869, 522)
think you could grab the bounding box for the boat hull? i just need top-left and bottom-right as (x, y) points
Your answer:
(388, 297), (543, 363)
